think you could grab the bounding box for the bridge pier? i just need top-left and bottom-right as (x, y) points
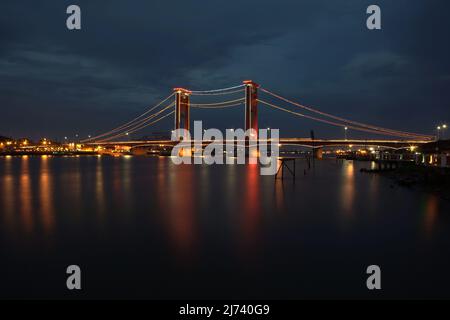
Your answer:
(313, 147), (323, 159)
(375, 160), (399, 171)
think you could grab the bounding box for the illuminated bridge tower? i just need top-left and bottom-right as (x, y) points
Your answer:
(174, 88), (191, 139)
(243, 80), (259, 139)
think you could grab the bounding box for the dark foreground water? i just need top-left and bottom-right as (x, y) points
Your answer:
(0, 155), (450, 299)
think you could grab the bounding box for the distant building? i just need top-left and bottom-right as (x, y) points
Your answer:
(0, 136), (14, 151)
(418, 140), (450, 167)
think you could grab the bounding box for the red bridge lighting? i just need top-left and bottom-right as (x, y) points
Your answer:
(173, 88), (191, 94)
(243, 80), (259, 88)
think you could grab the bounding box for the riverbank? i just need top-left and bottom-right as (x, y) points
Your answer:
(362, 164), (450, 200)
(0, 151), (98, 156)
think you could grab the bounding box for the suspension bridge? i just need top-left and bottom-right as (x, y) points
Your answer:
(82, 80), (434, 155)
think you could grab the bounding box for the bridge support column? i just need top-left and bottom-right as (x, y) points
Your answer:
(174, 88), (191, 139)
(244, 80), (259, 159)
(313, 147), (323, 159)
(173, 88), (192, 157)
(244, 80), (259, 138)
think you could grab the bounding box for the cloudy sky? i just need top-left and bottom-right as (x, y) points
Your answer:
(0, 0), (449, 140)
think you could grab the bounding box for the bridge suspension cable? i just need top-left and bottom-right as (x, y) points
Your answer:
(189, 88), (245, 96)
(258, 99), (431, 139)
(95, 102), (175, 141)
(96, 104), (175, 142)
(259, 88), (434, 140)
(191, 102), (244, 109)
(190, 98), (245, 108)
(189, 84), (245, 94)
(82, 92), (175, 142)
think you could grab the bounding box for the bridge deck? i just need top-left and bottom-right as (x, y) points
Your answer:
(89, 138), (429, 148)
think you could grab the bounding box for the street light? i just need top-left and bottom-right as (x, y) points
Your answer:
(437, 126), (441, 140)
(344, 126), (348, 140)
(442, 124), (448, 139)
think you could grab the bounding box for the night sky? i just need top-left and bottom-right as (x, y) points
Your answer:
(0, 0), (449, 140)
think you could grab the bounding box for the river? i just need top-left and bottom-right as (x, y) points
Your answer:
(1, 155), (449, 299)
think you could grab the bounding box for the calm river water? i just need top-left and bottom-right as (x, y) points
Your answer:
(0, 155), (449, 299)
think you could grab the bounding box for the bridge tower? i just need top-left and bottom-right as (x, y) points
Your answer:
(173, 88), (191, 138)
(243, 80), (259, 139)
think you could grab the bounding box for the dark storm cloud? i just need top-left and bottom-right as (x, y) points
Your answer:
(0, 0), (449, 139)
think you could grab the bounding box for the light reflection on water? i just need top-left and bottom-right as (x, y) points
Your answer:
(19, 156), (33, 233)
(160, 161), (197, 261)
(240, 164), (261, 257)
(340, 160), (355, 218)
(39, 155), (54, 234)
(0, 156), (450, 299)
(423, 194), (439, 237)
(2, 157), (15, 229)
(95, 157), (106, 220)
